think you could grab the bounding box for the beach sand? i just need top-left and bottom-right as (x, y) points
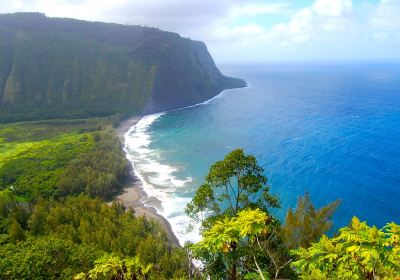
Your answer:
(115, 116), (181, 246)
(115, 116), (143, 142)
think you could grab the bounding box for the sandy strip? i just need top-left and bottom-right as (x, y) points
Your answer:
(116, 116), (143, 141)
(115, 116), (181, 246)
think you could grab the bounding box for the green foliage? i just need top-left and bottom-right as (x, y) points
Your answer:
(0, 235), (104, 280)
(186, 149), (289, 280)
(0, 119), (103, 142)
(191, 209), (271, 279)
(243, 272), (270, 280)
(8, 218), (24, 242)
(28, 197), (186, 279)
(291, 217), (400, 279)
(0, 132), (95, 199)
(186, 149), (279, 231)
(57, 131), (129, 199)
(0, 118), (190, 279)
(191, 208), (292, 280)
(0, 188), (30, 235)
(28, 197), (161, 258)
(192, 208), (269, 253)
(0, 196), (188, 279)
(0, 120), (129, 200)
(282, 193), (340, 250)
(75, 254), (152, 280)
(0, 120), (96, 199)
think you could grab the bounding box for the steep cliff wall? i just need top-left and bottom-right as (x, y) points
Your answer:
(0, 13), (245, 122)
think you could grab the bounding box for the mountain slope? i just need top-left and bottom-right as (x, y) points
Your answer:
(0, 13), (245, 122)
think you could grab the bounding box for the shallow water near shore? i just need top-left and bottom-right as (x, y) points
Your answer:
(125, 62), (400, 245)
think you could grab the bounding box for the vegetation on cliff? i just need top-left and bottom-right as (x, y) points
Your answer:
(0, 13), (245, 123)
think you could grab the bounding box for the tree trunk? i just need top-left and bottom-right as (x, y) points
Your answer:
(229, 241), (238, 280)
(229, 265), (237, 280)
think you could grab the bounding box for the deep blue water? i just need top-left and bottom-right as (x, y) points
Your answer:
(125, 62), (400, 244)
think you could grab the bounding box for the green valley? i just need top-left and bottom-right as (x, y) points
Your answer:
(0, 118), (128, 200)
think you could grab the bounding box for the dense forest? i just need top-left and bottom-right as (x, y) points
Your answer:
(0, 118), (128, 201)
(0, 13), (245, 123)
(0, 195), (188, 279)
(0, 118), (188, 279)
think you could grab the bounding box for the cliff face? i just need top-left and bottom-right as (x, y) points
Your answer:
(0, 13), (245, 122)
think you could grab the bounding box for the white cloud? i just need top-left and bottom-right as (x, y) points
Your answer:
(207, 0), (399, 61)
(211, 0), (354, 47)
(312, 0), (352, 17)
(269, 0), (354, 44)
(230, 3), (289, 17)
(211, 23), (268, 45)
(370, 0), (400, 30)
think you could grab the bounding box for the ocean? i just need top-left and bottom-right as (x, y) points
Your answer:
(124, 62), (400, 245)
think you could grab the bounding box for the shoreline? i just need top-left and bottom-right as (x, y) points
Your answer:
(113, 86), (248, 247)
(115, 116), (181, 247)
(115, 116), (143, 142)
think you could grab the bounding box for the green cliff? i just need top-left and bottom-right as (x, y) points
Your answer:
(0, 13), (245, 123)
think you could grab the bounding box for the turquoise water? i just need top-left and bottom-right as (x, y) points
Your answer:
(124, 62), (400, 244)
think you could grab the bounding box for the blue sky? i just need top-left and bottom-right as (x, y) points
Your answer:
(1, 0), (398, 62)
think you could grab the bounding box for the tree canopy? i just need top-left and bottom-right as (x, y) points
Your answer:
(291, 217), (400, 279)
(0, 195), (189, 279)
(186, 149), (291, 280)
(282, 193), (340, 250)
(185, 149), (279, 230)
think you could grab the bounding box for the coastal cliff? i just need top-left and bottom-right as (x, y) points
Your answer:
(0, 13), (245, 123)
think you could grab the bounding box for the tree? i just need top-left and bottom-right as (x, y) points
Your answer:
(8, 218), (25, 242)
(291, 217), (400, 279)
(281, 193), (340, 250)
(186, 149), (279, 230)
(186, 149), (281, 280)
(28, 198), (48, 235)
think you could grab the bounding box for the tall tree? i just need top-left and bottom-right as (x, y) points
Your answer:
(8, 218), (25, 242)
(281, 193), (340, 250)
(186, 149), (279, 230)
(186, 149), (281, 280)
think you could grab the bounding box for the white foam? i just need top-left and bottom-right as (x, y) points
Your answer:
(123, 113), (200, 245)
(169, 89), (228, 112)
